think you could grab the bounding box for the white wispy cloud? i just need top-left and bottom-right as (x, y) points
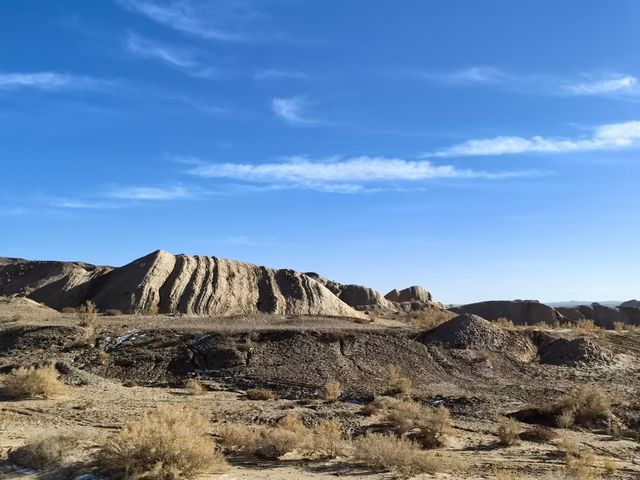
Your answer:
(272, 96), (315, 123)
(118, 0), (256, 42)
(422, 66), (507, 85)
(254, 69), (307, 81)
(426, 120), (640, 157)
(124, 32), (216, 78)
(565, 75), (638, 95)
(420, 67), (640, 98)
(105, 185), (191, 200)
(0, 72), (112, 90)
(185, 155), (537, 192)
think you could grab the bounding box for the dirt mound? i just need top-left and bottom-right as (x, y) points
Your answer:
(0, 251), (365, 318)
(537, 336), (615, 367)
(420, 313), (537, 361)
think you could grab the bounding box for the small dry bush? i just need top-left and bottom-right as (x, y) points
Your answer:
(494, 317), (515, 328)
(496, 418), (521, 446)
(9, 434), (79, 470)
(1, 364), (65, 399)
(218, 414), (309, 460)
(384, 364), (412, 396)
(573, 319), (600, 333)
(554, 385), (611, 428)
(76, 300), (97, 328)
(602, 458), (618, 476)
(245, 388), (275, 400)
(353, 432), (442, 475)
(184, 378), (205, 396)
(308, 420), (345, 458)
(411, 308), (453, 330)
(62, 306), (77, 314)
(323, 379), (342, 402)
(564, 450), (597, 480)
(383, 398), (452, 448)
(520, 426), (558, 443)
(97, 404), (227, 480)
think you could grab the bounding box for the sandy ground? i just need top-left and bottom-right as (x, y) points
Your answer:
(1, 300), (639, 479)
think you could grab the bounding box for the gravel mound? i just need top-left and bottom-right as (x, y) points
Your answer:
(538, 337), (614, 367)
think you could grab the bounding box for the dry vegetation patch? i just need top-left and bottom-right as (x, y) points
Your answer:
(97, 404), (227, 479)
(1, 364), (66, 399)
(553, 385), (612, 429)
(184, 378), (206, 396)
(382, 398), (452, 448)
(9, 434), (80, 470)
(323, 379), (342, 402)
(353, 432), (443, 475)
(384, 364), (412, 396)
(496, 418), (521, 446)
(245, 387), (275, 400)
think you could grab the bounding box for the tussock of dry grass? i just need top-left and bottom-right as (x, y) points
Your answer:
(308, 420), (346, 458)
(494, 317), (515, 329)
(8, 434), (80, 470)
(384, 365), (412, 396)
(353, 432), (443, 475)
(184, 378), (205, 396)
(77, 300), (97, 328)
(410, 308), (453, 330)
(496, 418), (521, 446)
(1, 364), (66, 399)
(554, 385), (611, 428)
(97, 404), (227, 480)
(382, 398), (452, 448)
(245, 387), (275, 400)
(323, 379), (342, 402)
(564, 450), (597, 480)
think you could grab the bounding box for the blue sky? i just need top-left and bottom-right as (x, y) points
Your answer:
(2, 1), (640, 304)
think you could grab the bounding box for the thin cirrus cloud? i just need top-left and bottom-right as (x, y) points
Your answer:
(185, 155), (537, 192)
(420, 66), (639, 97)
(271, 96), (314, 123)
(118, 0), (258, 42)
(124, 32), (216, 78)
(254, 69), (307, 81)
(425, 120), (640, 158)
(0, 72), (113, 91)
(105, 185), (191, 200)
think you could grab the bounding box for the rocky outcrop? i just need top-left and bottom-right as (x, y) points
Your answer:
(451, 300), (563, 326)
(305, 273), (395, 311)
(0, 251), (364, 318)
(558, 302), (640, 328)
(385, 286), (432, 303)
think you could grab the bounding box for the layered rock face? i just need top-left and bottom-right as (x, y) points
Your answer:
(451, 300), (564, 326)
(557, 302), (640, 328)
(0, 251), (364, 318)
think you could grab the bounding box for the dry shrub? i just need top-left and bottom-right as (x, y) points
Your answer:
(97, 404), (227, 479)
(353, 432), (442, 475)
(493, 468), (518, 480)
(1, 364), (66, 399)
(77, 300), (97, 328)
(217, 424), (256, 453)
(308, 420), (345, 458)
(62, 306), (77, 314)
(519, 426), (558, 443)
(494, 317), (515, 329)
(245, 388), (275, 400)
(218, 414), (309, 460)
(184, 378), (206, 396)
(410, 308), (453, 330)
(106, 309), (123, 316)
(323, 379), (342, 402)
(573, 319), (599, 333)
(564, 450), (597, 480)
(602, 458), (618, 476)
(254, 427), (302, 459)
(9, 434), (79, 470)
(383, 398), (452, 448)
(613, 321), (624, 332)
(554, 385), (611, 428)
(384, 364), (412, 396)
(496, 418), (521, 446)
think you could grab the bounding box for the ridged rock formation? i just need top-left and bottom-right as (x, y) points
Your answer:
(451, 300), (564, 326)
(0, 251), (364, 318)
(385, 285), (432, 303)
(305, 272), (395, 311)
